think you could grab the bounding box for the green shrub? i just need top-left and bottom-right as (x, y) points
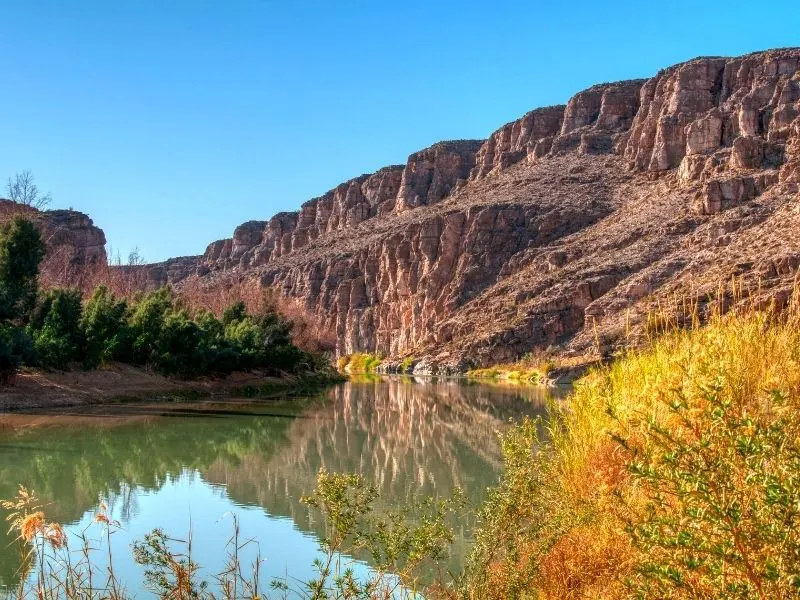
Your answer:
(0, 326), (34, 383)
(346, 352), (382, 373)
(0, 271), (314, 379)
(128, 286), (175, 365)
(221, 301), (247, 326)
(150, 309), (204, 377)
(27, 289), (84, 368)
(223, 307), (306, 374)
(81, 286), (132, 368)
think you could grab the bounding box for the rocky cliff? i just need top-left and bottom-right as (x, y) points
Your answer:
(151, 48), (800, 372)
(0, 200), (107, 267)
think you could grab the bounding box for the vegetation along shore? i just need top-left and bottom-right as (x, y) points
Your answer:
(0, 214), (341, 411)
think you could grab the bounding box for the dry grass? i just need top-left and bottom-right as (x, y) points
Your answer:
(464, 286), (800, 599)
(465, 352), (591, 385)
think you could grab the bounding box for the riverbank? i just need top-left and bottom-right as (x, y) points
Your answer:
(465, 355), (597, 386)
(0, 363), (344, 412)
(341, 351), (596, 385)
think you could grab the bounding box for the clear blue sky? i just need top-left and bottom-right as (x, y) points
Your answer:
(1, 1), (798, 262)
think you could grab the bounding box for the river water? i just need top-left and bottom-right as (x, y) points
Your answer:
(0, 376), (562, 596)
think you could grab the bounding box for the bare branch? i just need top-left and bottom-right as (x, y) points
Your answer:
(5, 170), (53, 209)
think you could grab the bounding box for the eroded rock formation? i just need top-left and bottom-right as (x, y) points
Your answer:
(149, 48), (800, 372)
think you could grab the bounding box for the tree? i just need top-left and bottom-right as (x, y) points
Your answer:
(81, 286), (132, 368)
(0, 217), (46, 322)
(6, 170), (52, 209)
(27, 289), (84, 368)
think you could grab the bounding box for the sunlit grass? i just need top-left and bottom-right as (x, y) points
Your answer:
(466, 354), (561, 385)
(338, 352), (382, 374)
(464, 296), (800, 599)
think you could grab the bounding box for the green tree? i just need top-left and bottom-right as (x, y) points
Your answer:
(151, 309), (203, 376)
(27, 289), (84, 368)
(128, 286), (175, 365)
(81, 286), (132, 368)
(0, 217), (45, 323)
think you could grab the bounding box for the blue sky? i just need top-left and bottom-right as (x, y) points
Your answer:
(1, 1), (798, 262)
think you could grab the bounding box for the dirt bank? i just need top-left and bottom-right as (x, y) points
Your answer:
(0, 363), (334, 412)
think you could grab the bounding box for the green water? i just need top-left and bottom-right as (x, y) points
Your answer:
(0, 376), (559, 595)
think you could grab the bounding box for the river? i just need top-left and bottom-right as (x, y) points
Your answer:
(0, 376), (563, 596)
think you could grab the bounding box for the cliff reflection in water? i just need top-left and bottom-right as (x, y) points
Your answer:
(0, 377), (555, 588)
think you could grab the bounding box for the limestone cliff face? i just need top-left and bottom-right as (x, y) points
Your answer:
(163, 48), (800, 371)
(197, 141), (481, 272)
(619, 50), (800, 214)
(395, 141), (482, 212)
(470, 106), (565, 179)
(260, 200), (607, 357)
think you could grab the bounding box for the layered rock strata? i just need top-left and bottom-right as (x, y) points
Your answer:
(152, 48), (800, 372)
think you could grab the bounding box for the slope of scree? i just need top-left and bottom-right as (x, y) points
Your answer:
(142, 48), (800, 373)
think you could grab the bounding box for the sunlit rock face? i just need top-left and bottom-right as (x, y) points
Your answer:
(146, 49), (800, 371)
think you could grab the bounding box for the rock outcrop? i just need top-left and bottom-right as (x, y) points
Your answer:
(0, 200), (107, 266)
(148, 48), (800, 372)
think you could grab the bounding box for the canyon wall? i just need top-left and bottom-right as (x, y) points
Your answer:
(155, 48), (800, 371)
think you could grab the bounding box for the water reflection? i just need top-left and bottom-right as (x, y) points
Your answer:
(0, 377), (558, 590)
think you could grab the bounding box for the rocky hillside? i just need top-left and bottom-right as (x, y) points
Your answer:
(146, 48), (800, 373)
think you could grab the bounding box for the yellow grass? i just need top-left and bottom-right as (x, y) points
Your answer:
(339, 352), (382, 374)
(465, 298), (800, 599)
(466, 355), (566, 385)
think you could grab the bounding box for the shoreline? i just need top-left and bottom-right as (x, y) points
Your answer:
(0, 363), (344, 413)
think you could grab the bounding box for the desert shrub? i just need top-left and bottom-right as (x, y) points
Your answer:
(465, 350), (561, 384)
(399, 355), (415, 373)
(27, 289), (84, 368)
(624, 384), (800, 599)
(294, 469), (464, 598)
(81, 286), (132, 368)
